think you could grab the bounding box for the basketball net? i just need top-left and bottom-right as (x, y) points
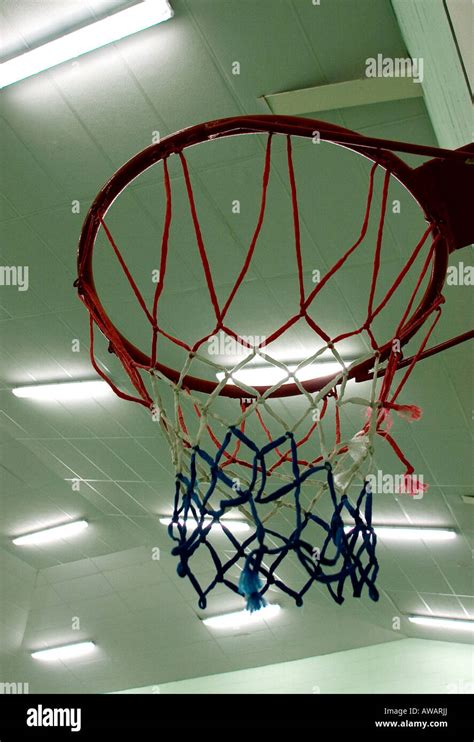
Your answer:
(77, 119), (473, 610)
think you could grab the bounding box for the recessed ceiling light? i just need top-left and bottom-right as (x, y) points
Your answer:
(12, 520), (88, 546)
(0, 0), (174, 88)
(160, 516), (250, 534)
(216, 362), (345, 388)
(12, 380), (112, 401)
(408, 615), (474, 632)
(31, 641), (96, 661)
(202, 604), (280, 629)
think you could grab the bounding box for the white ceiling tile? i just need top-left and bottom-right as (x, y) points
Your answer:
(42, 557), (99, 584)
(52, 573), (115, 601)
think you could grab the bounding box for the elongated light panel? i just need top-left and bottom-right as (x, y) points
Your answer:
(344, 526), (456, 542)
(1, 0), (173, 88)
(12, 380), (112, 401)
(13, 520), (88, 546)
(374, 526), (456, 542)
(408, 615), (474, 632)
(160, 516), (250, 534)
(217, 361), (345, 388)
(32, 641), (96, 661)
(203, 604), (280, 630)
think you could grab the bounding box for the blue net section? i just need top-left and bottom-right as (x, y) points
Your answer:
(168, 425), (379, 610)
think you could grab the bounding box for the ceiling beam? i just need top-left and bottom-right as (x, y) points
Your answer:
(391, 0), (472, 148)
(261, 76), (423, 116)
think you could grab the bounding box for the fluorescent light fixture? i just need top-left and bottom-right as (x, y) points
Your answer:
(203, 604), (280, 630)
(344, 525), (456, 542)
(0, 0), (174, 88)
(408, 616), (474, 632)
(32, 641), (96, 661)
(12, 380), (112, 401)
(374, 526), (456, 542)
(216, 361), (345, 388)
(13, 520), (88, 546)
(160, 516), (250, 534)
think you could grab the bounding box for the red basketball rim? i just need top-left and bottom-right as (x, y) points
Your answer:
(76, 115), (450, 399)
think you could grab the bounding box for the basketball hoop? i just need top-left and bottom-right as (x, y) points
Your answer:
(76, 116), (473, 610)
